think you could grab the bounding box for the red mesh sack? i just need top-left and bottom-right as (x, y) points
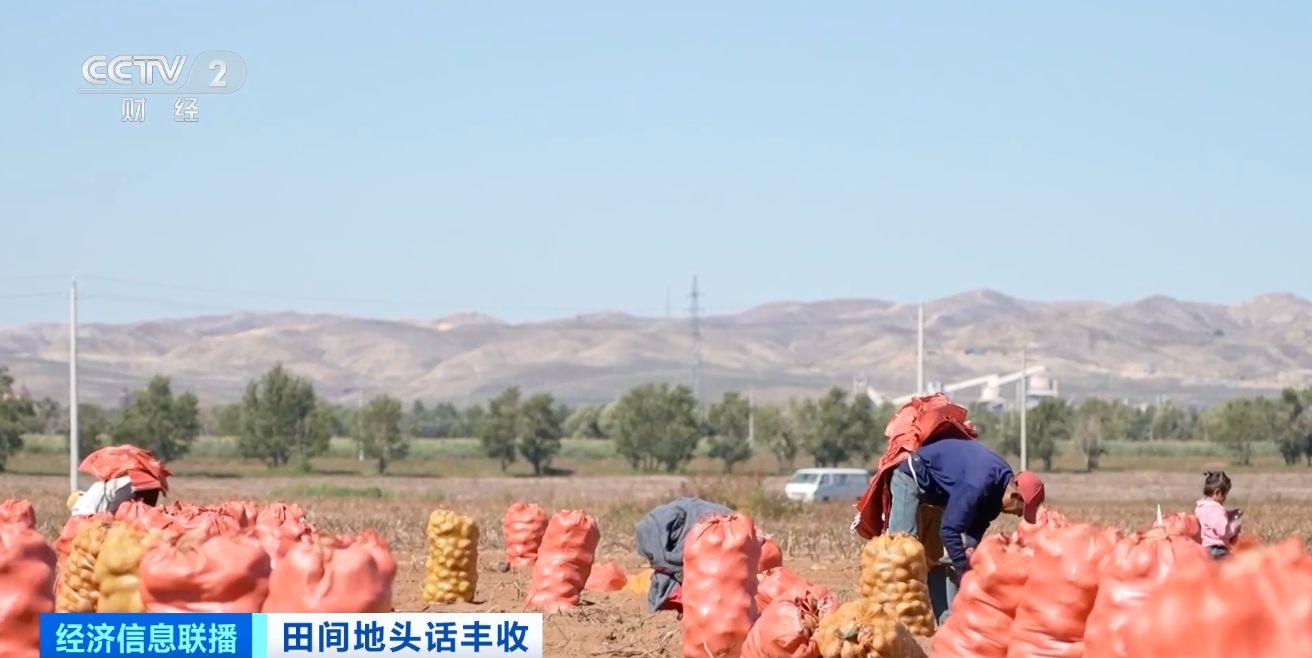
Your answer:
(1014, 508), (1071, 548)
(1154, 512), (1201, 542)
(253, 502), (312, 568)
(742, 595), (822, 658)
(1123, 539), (1312, 658)
(79, 445), (171, 493)
(114, 500), (174, 532)
(758, 533), (784, 572)
(931, 534), (1031, 658)
(682, 514), (761, 658)
(139, 532), (270, 612)
(503, 502), (549, 570)
(584, 561), (628, 592)
(757, 567), (837, 615)
(1005, 524), (1119, 658)
(263, 531), (395, 612)
(525, 510), (600, 612)
(0, 524), (56, 658)
(212, 501), (258, 528)
(172, 510), (241, 537)
(0, 499), (35, 529)
(1083, 530), (1209, 658)
(257, 502), (306, 528)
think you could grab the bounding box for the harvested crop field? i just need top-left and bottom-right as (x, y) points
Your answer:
(6, 470), (1312, 656)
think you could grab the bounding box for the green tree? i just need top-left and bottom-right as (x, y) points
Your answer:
(31, 397), (63, 434)
(563, 405), (607, 439)
(1150, 401), (1190, 440)
(1072, 405), (1106, 472)
(1026, 398), (1070, 471)
(845, 394), (882, 462)
(1275, 388), (1312, 466)
(1204, 397), (1278, 467)
(77, 403), (112, 455)
(612, 383), (700, 472)
(237, 365), (332, 468)
(517, 393), (564, 475)
(359, 394), (407, 474)
(806, 388), (853, 467)
(754, 404), (797, 472)
(480, 388), (520, 471)
(0, 366), (33, 472)
(707, 392), (752, 473)
(112, 375), (201, 461)
(212, 403), (243, 436)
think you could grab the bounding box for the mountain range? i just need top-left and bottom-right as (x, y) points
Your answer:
(1, 289), (1310, 407)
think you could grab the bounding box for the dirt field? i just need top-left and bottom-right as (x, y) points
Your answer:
(7, 470), (1312, 656)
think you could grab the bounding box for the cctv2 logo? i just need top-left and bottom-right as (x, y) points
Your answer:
(79, 51), (247, 94)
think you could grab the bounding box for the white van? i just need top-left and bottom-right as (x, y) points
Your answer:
(784, 467), (871, 503)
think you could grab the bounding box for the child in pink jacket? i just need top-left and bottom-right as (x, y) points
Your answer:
(1195, 471), (1242, 558)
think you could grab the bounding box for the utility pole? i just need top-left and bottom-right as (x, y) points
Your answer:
(1019, 344), (1028, 472)
(689, 276), (702, 402)
(68, 277), (79, 493)
(916, 303), (925, 394)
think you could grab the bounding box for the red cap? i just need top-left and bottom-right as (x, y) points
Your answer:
(1015, 471), (1045, 524)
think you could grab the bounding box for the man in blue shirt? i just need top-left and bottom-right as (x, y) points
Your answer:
(887, 437), (1045, 622)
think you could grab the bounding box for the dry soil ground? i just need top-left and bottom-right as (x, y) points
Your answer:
(6, 470), (1312, 656)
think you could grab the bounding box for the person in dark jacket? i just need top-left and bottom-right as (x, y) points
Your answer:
(886, 437), (1045, 622)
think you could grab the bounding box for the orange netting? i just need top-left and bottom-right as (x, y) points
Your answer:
(0, 499), (36, 529)
(758, 533), (784, 572)
(1154, 512), (1201, 543)
(114, 500), (175, 532)
(264, 531), (396, 612)
(254, 502), (313, 568)
(1082, 530), (1209, 658)
(584, 561), (628, 592)
(503, 502), (549, 570)
(0, 524), (56, 658)
(1123, 539), (1312, 658)
(1013, 508), (1071, 548)
(1005, 524), (1119, 658)
(139, 532), (270, 612)
(757, 567), (837, 616)
(742, 595), (823, 658)
(79, 445), (171, 493)
(525, 510), (600, 612)
(930, 534), (1031, 658)
(681, 514), (761, 658)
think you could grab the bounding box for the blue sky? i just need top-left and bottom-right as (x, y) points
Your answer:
(1, 3), (1308, 326)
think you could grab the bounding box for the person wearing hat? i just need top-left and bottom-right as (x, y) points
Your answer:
(887, 437), (1045, 621)
(67, 445), (171, 516)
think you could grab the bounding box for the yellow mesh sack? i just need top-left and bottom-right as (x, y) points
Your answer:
(422, 509), (479, 604)
(95, 523), (150, 612)
(57, 518), (112, 612)
(859, 534), (935, 637)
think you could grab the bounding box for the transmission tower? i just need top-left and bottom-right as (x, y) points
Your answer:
(689, 275), (702, 401)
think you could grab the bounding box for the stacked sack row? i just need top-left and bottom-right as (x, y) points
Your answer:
(50, 498), (396, 617)
(930, 508), (1312, 658)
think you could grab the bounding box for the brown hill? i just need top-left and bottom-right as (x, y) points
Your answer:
(2, 290), (1309, 406)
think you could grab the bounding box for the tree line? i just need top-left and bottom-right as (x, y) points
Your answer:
(4, 360), (1312, 475)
